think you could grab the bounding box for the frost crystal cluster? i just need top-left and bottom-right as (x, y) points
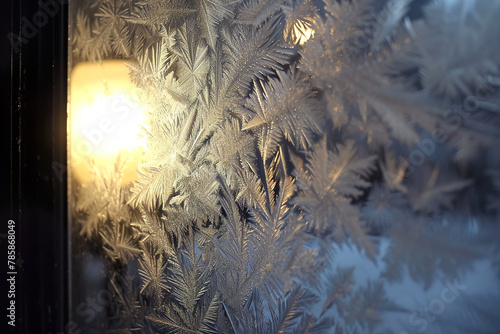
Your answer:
(70, 0), (500, 333)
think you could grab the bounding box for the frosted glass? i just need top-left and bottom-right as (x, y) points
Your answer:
(68, 1), (500, 333)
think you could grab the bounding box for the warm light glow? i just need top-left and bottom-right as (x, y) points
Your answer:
(73, 92), (146, 155)
(70, 60), (148, 184)
(298, 26), (314, 45)
(289, 19), (315, 45)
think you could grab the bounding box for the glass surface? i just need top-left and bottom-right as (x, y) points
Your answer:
(69, 1), (500, 333)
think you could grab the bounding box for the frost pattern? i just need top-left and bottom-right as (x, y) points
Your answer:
(70, 0), (500, 333)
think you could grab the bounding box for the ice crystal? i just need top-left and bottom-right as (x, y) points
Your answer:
(70, 0), (500, 332)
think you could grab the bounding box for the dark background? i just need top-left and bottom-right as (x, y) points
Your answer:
(1, 0), (68, 333)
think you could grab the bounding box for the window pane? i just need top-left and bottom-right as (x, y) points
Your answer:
(69, 1), (500, 333)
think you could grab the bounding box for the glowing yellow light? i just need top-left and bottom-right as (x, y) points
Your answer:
(70, 60), (148, 184)
(287, 19), (315, 45)
(297, 25), (314, 45)
(73, 92), (146, 155)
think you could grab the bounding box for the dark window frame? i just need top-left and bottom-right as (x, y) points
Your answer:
(2, 0), (69, 333)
